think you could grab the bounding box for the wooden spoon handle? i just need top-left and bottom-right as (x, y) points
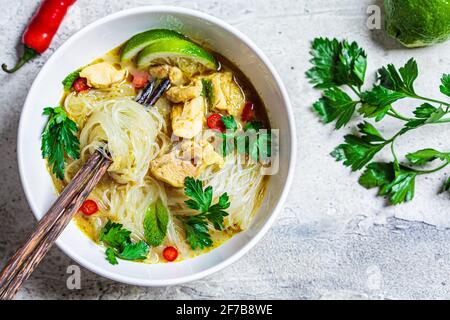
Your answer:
(0, 153), (111, 300)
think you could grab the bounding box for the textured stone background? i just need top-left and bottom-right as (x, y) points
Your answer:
(1, 0), (450, 300)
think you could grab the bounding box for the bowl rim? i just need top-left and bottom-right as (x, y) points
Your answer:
(17, 5), (297, 286)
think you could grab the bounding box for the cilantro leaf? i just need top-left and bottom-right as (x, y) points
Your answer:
(41, 107), (80, 180)
(181, 178), (230, 250)
(62, 69), (81, 92)
(440, 74), (450, 97)
(331, 122), (387, 171)
(313, 87), (358, 129)
(222, 115), (238, 131)
(377, 58), (418, 96)
(143, 198), (169, 247)
(406, 149), (450, 166)
(306, 38), (367, 88)
(99, 221), (149, 265)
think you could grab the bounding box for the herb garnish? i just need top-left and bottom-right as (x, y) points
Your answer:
(143, 198), (169, 247)
(201, 79), (214, 106)
(307, 37), (450, 205)
(179, 177), (230, 250)
(62, 69), (81, 92)
(41, 107), (80, 180)
(100, 221), (149, 265)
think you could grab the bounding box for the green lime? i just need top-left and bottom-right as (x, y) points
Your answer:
(120, 29), (185, 62)
(136, 38), (218, 71)
(385, 0), (450, 48)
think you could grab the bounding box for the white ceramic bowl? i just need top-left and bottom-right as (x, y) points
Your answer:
(17, 6), (296, 286)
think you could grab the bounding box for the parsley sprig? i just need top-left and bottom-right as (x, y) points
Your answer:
(179, 177), (230, 250)
(100, 221), (149, 265)
(307, 38), (450, 205)
(41, 107), (80, 180)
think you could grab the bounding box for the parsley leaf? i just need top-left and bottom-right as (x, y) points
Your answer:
(335, 40), (367, 87)
(361, 86), (407, 112)
(359, 59), (419, 119)
(377, 58), (418, 96)
(100, 221), (131, 248)
(404, 104), (446, 129)
(41, 107), (80, 180)
(306, 38), (367, 88)
(440, 74), (450, 97)
(184, 177), (213, 213)
(180, 178), (230, 250)
(359, 162), (418, 205)
(206, 193), (231, 230)
(143, 198), (169, 247)
(105, 248), (118, 265)
(181, 214), (212, 250)
(331, 122), (387, 171)
(406, 149), (450, 166)
(119, 241), (150, 261)
(62, 69), (81, 92)
(99, 221), (149, 265)
(313, 87), (358, 129)
(358, 162), (394, 189)
(380, 162), (418, 205)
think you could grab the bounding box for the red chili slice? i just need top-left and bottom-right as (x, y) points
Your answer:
(79, 199), (98, 216)
(131, 71), (150, 89)
(207, 113), (225, 132)
(163, 246), (178, 262)
(242, 102), (256, 122)
(73, 77), (90, 92)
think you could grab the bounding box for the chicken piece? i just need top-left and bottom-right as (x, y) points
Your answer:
(201, 140), (224, 168)
(148, 65), (185, 85)
(209, 72), (245, 116)
(166, 79), (203, 103)
(150, 152), (201, 188)
(150, 140), (223, 188)
(80, 62), (126, 89)
(171, 96), (205, 139)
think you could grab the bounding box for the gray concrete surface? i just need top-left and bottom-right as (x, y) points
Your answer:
(1, 0), (450, 300)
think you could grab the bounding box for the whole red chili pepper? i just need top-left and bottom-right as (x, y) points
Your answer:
(2, 0), (77, 73)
